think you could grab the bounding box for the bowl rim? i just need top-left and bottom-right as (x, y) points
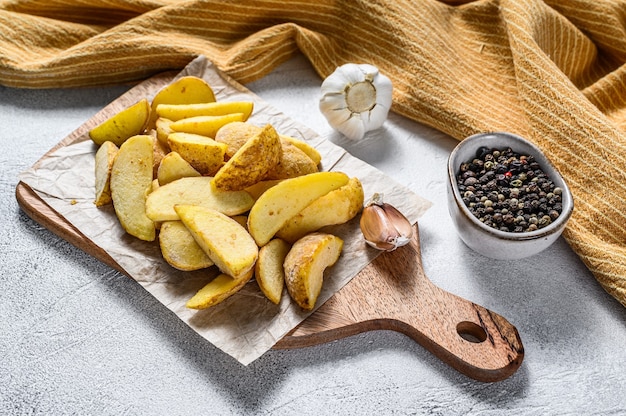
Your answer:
(447, 131), (574, 241)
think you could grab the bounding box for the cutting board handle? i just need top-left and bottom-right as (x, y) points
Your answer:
(278, 223), (524, 382)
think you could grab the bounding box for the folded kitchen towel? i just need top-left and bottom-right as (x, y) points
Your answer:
(2, 0), (626, 307)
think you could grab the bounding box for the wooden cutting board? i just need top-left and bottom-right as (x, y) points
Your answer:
(15, 70), (523, 383)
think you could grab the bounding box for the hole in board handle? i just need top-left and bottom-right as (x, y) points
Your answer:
(456, 321), (488, 343)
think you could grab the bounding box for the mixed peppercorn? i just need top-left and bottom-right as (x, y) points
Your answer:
(456, 146), (562, 233)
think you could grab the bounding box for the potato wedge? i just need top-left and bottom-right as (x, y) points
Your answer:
(159, 221), (214, 271)
(212, 124), (282, 191)
(149, 76), (216, 128)
(280, 135), (322, 166)
(157, 151), (201, 186)
(155, 117), (174, 146)
(186, 270), (253, 310)
(167, 132), (227, 175)
(266, 137), (319, 179)
(276, 177), (364, 243)
(215, 121), (262, 159)
(231, 215), (248, 229)
(151, 178), (160, 193)
(244, 179), (282, 200)
(284, 233), (343, 310)
(175, 205), (258, 278)
(215, 122), (320, 171)
(156, 101), (254, 122)
(89, 98), (150, 146)
(255, 238), (291, 304)
(94, 141), (119, 207)
(170, 113), (246, 139)
(110, 134), (155, 241)
(145, 176), (254, 222)
(247, 171), (350, 246)
(152, 138), (169, 179)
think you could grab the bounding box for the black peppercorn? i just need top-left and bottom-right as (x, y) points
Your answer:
(476, 146), (491, 159)
(456, 146), (562, 232)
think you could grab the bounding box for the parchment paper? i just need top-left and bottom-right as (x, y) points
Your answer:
(19, 56), (432, 365)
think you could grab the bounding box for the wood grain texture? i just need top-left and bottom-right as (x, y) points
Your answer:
(15, 70), (523, 382)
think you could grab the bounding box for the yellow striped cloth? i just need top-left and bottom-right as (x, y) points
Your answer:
(3, 0), (626, 307)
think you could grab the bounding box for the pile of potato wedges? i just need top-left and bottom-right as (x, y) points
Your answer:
(90, 76), (364, 311)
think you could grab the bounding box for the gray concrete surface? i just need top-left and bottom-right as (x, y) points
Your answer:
(2, 54), (625, 415)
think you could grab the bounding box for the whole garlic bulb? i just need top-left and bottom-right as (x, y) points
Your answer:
(319, 63), (392, 141)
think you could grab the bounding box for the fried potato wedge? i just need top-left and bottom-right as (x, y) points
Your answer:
(156, 101), (254, 122)
(280, 135), (322, 166)
(186, 270), (253, 310)
(155, 117), (174, 146)
(215, 121), (261, 159)
(247, 171), (350, 246)
(231, 215), (248, 229)
(151, 178), (160, 193)
(167, 132), (227, 175)
(244, 179), (282, 201)
(276, 177), (364, 243)
(89, 98), (150, 146)
(94, 141), (119, 207)
(159, 221), (214, 271)
(284, 233), (343, 310)
(255, 238), (291, 304)
(266, 137), (319, 180)
(152, 138), (169, 179)
(212, 124), (281, 191)
(215, 122), (319, 174)
(110, 134), (156, 241)
(149, 76), (216, 128)
(175, 205), (258, 278)
(157, 151), (201, 186)
(145, 176), (254, 222)
(170, 113), (246, 139)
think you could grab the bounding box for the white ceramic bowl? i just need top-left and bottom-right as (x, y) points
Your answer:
(446, 132), (574, 260)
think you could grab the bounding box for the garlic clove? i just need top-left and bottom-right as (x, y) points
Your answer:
(335, 113), (366, 143)
(334, 63), (365, 84)
(320, 76), (349, 96)
(359, 193), (413, 252)
(319, 93), (347, 115)
(319, 63), (393, 141)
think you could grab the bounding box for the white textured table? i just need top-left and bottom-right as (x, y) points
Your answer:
(2, 54), (625, 415)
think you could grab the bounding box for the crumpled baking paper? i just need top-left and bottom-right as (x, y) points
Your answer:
(19, 56), (432, 365)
